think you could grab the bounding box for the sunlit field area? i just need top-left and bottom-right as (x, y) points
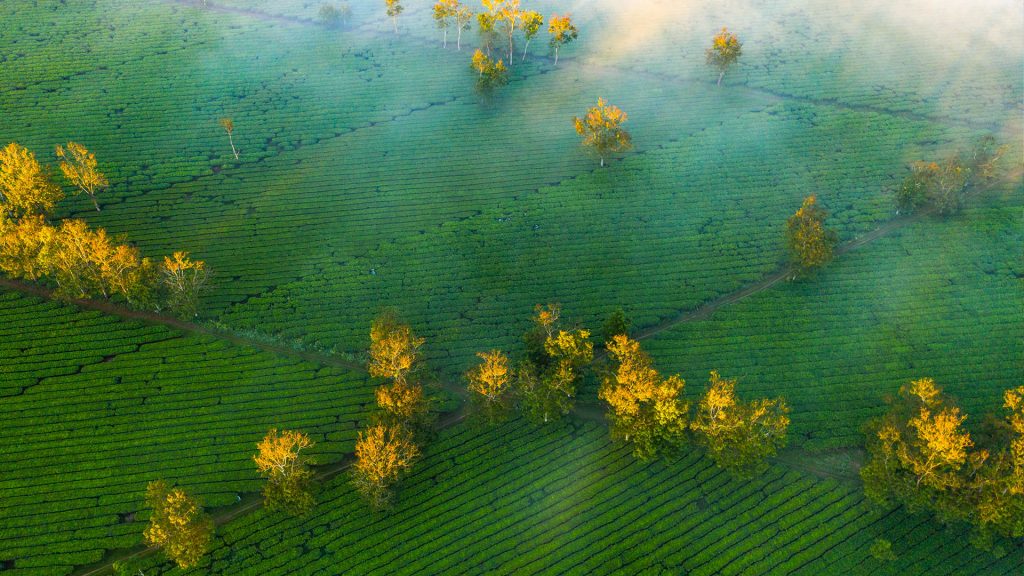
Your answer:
(1, 0), (1021, 574)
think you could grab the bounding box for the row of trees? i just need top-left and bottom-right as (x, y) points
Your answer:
(861, 379), (1024, 551)
(0, 142), (209, 317)
(464, 304), (791, 476)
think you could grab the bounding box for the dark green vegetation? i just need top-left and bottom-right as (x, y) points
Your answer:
(0, 290), (372, 574)
(126, 420), (1024, 575)
(0, 0), (1021, 574)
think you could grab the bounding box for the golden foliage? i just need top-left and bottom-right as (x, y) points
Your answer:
(218, 117), (234, 134)
(574, 98), (632, 166)
(368, 312), (424, 384)
(706, 27), (742, 84)
(144, 480), (213, 569)
(0, 143), (64, 218)
(55, 142), (108, 211)
(254, 429), (315, 515)
(352, 423), (419, 508)
(547, 13), (577, 64)
(375, 379), (427, 423)
(254, 428), (314, 476)
(467, 349), (511, 399)
(785, 195), (838, 271)
(0, 214), (55, 280)
(599, 335), (688, 459)
(162, 251), (209, 318)
(691, 371), (790, 477)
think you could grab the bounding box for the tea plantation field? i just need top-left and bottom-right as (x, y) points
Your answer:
(0, 0), (1021, 574)
(2, 0), (1009, 379)
(637, 191), (1024, 449)
(126, 419), (1024, 576)
(0, 290), (374, 575)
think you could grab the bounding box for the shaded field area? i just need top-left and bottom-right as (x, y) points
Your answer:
(0, 291), (373, 575)
(129, 419), (1024, 576)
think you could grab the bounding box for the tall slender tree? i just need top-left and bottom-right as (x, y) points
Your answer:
(55, 142), (108, 211)
(547, 13), (577, 65)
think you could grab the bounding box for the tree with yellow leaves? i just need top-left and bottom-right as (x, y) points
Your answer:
(861, 378), (975, 520)
(520, 10), (543, 61)
(0, 143), (64, 219)
(219, 118), (238, 160)
(368, 310), (424, 385)
(785, 195), (838, 273)
(254, 428), (316, 515)
(161, 251), (209, 318)
(516, 303), (593, 423)
(0, 214), (55, 281)
(547, 13), (577, 65)
(467, 349), (513, 423)
(385, 0), (403, 33)
(574, 98), (632, 167)
(352, 423), (420, 509)
(970, 386), (1024, 545)
(470, 49), (509, 92)
(143, 480), (213, 569)
(690, 371), (789, 477)
(368, 310), (431, 431)
(706, 27), (742, 85)
(862, 381), (1024, 550)
(375, 378), (430, 428)
(44, 219), (110, 299)
(600, 335), (688, 460)
(56, 142), (108, 211)
(433, 0), (455, 48)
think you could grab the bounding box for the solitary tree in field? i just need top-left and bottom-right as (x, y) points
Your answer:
(254, 428), (316, 515)
(385, 0), (403, 33)
(706, 27), (742, 86)
(600, 335), (689, 460)
(218, 118), (239, 160)
(56, 142), (108, 211)
(516, 304), (593, 423)
(690, 371), (790, 477)
(144, 480), (213, 569)
(466, 349), (513, 423)
(785, 195), (837, 272)
(547, 13), (577, 65)
(352, 423), (419, 509)
(0, 143), (64, 219)
(520, 10), (543, 61)
(574, 98), (632, 167)
(375, 376), (430, 430)
(161, 251), (209, 318)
